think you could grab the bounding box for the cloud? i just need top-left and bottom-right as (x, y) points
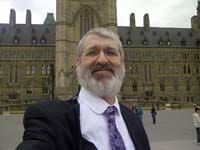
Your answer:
(117, 0), (197, 28)
(7, 0), (56, 24)
(0, 0), (197, 27)
(10, 0), (34, 10)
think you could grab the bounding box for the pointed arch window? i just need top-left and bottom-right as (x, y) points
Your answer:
(80, 9), (94, 37)
(31, 36), (37, 44)
(0, 64), (2, 77)
(158, 37), (164, 45)
(196, 38), (200, 46)
(143, 38), (148, 45)
(189, 32), (193, 37)
(26, 65), (31, 75)
(196, 65), (200, 74)
(15, 65), (19, 83)
(31, 65), (35, 75)
(1, 28), (7, 34)
(27, 82), (33, 94)
(13, 36), (19, 44)
(165, 31), (169, 36)
(188, 65), (191, 74)
(41, 65), (46, 75)
(47, 65), (51, 75)
(132, 80), (137, 92)
(177, 32), (181, 37)
(31, 28), (36, 34)
(174, 79), (178, 92)
(160, 78), (165, 92)
(120, 36), (124, 45)
(127, 37), (132, 45)
(186, 80), (191, 91)
(181, 38), (186, 46)
(9, 64), (13, 83)
(42, 81), (49, 94)
(165, 38), (171, 46)
(40, 36), (47, 44)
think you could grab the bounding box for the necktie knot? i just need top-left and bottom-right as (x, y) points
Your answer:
(104, 106), (116, 117)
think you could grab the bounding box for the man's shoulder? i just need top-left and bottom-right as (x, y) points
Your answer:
(25, 97), (79, 116)
(119, 103), (134, 115)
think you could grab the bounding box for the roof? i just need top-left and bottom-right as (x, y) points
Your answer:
(118, 26), (200, 48)
(0, 23), (55, 46)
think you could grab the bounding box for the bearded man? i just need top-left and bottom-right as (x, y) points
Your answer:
(17, 28), (150, 150)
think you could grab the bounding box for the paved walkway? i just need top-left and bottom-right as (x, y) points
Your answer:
(143, 108), (199, 150)
(0, 108), (199, 150)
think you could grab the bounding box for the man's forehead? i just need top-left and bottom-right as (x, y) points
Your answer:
(85, 34), (111, 41)
(84, 34), (117, 47)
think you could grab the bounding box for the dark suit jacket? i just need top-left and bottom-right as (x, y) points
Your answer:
(16, 97), (150, 150)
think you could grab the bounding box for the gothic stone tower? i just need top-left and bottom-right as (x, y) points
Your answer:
(56, 0), (117, 100)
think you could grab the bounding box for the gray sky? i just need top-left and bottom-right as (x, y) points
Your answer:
(0, 0), (198, 28)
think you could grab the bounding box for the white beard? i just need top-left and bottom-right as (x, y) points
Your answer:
(76, 64), (125, 98)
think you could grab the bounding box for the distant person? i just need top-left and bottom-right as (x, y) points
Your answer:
(193, 107), (200, 145)
(135, 106), (144, 122)
(16, 28), (150, 150)
(151, 107), (157, 124)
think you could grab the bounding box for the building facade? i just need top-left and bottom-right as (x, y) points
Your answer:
(0, 1), (200, 111)
(0, 9), (55, 111)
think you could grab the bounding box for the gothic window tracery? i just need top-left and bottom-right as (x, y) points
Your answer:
(27, 81), (32, 94)
(42, 81), (49, 94)
(80, 9), (94, 37)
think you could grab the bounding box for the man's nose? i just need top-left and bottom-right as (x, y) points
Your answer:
(96, 51), (108, 63)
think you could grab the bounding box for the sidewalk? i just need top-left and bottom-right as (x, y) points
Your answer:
(0, 109), (199, 150)
(143, 108), (199, 150)
(151, 139), (200, 150)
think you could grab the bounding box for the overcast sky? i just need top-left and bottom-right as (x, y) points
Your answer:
(0, 0), (198, 28)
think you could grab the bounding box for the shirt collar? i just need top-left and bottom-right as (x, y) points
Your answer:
(78, 87), (121, 115)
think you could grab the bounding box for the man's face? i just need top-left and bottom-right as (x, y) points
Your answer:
(76, 34), (125, 98)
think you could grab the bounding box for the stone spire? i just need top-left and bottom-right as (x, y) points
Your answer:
(9, 9), (16, 27)
(197, 0), (200, 17)
(144, 13), (150, 32)
(130, 13), (136, 32)
(191, 0), (200, 31)
(26, 9), (32, 28)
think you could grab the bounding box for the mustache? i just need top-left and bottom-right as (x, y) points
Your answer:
(91, 63), (115, 75)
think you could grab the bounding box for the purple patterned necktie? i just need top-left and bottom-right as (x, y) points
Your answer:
(104, 106), (126, 150)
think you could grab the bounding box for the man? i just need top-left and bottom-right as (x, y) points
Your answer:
(193, 106), (200, 145)
(150, 107), (157, 124)
(17, 28), (150, 150)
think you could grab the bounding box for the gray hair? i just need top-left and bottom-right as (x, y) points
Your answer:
(77, 28), (124, 61)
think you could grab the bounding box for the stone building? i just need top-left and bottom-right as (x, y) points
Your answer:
(0, 9), (55, 111)
(0, 0), (200, 111)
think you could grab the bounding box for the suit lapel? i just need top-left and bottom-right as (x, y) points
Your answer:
(120, 104), (141, 150)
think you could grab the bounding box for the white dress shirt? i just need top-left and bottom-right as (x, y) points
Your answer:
(78, 87), (135, 150)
